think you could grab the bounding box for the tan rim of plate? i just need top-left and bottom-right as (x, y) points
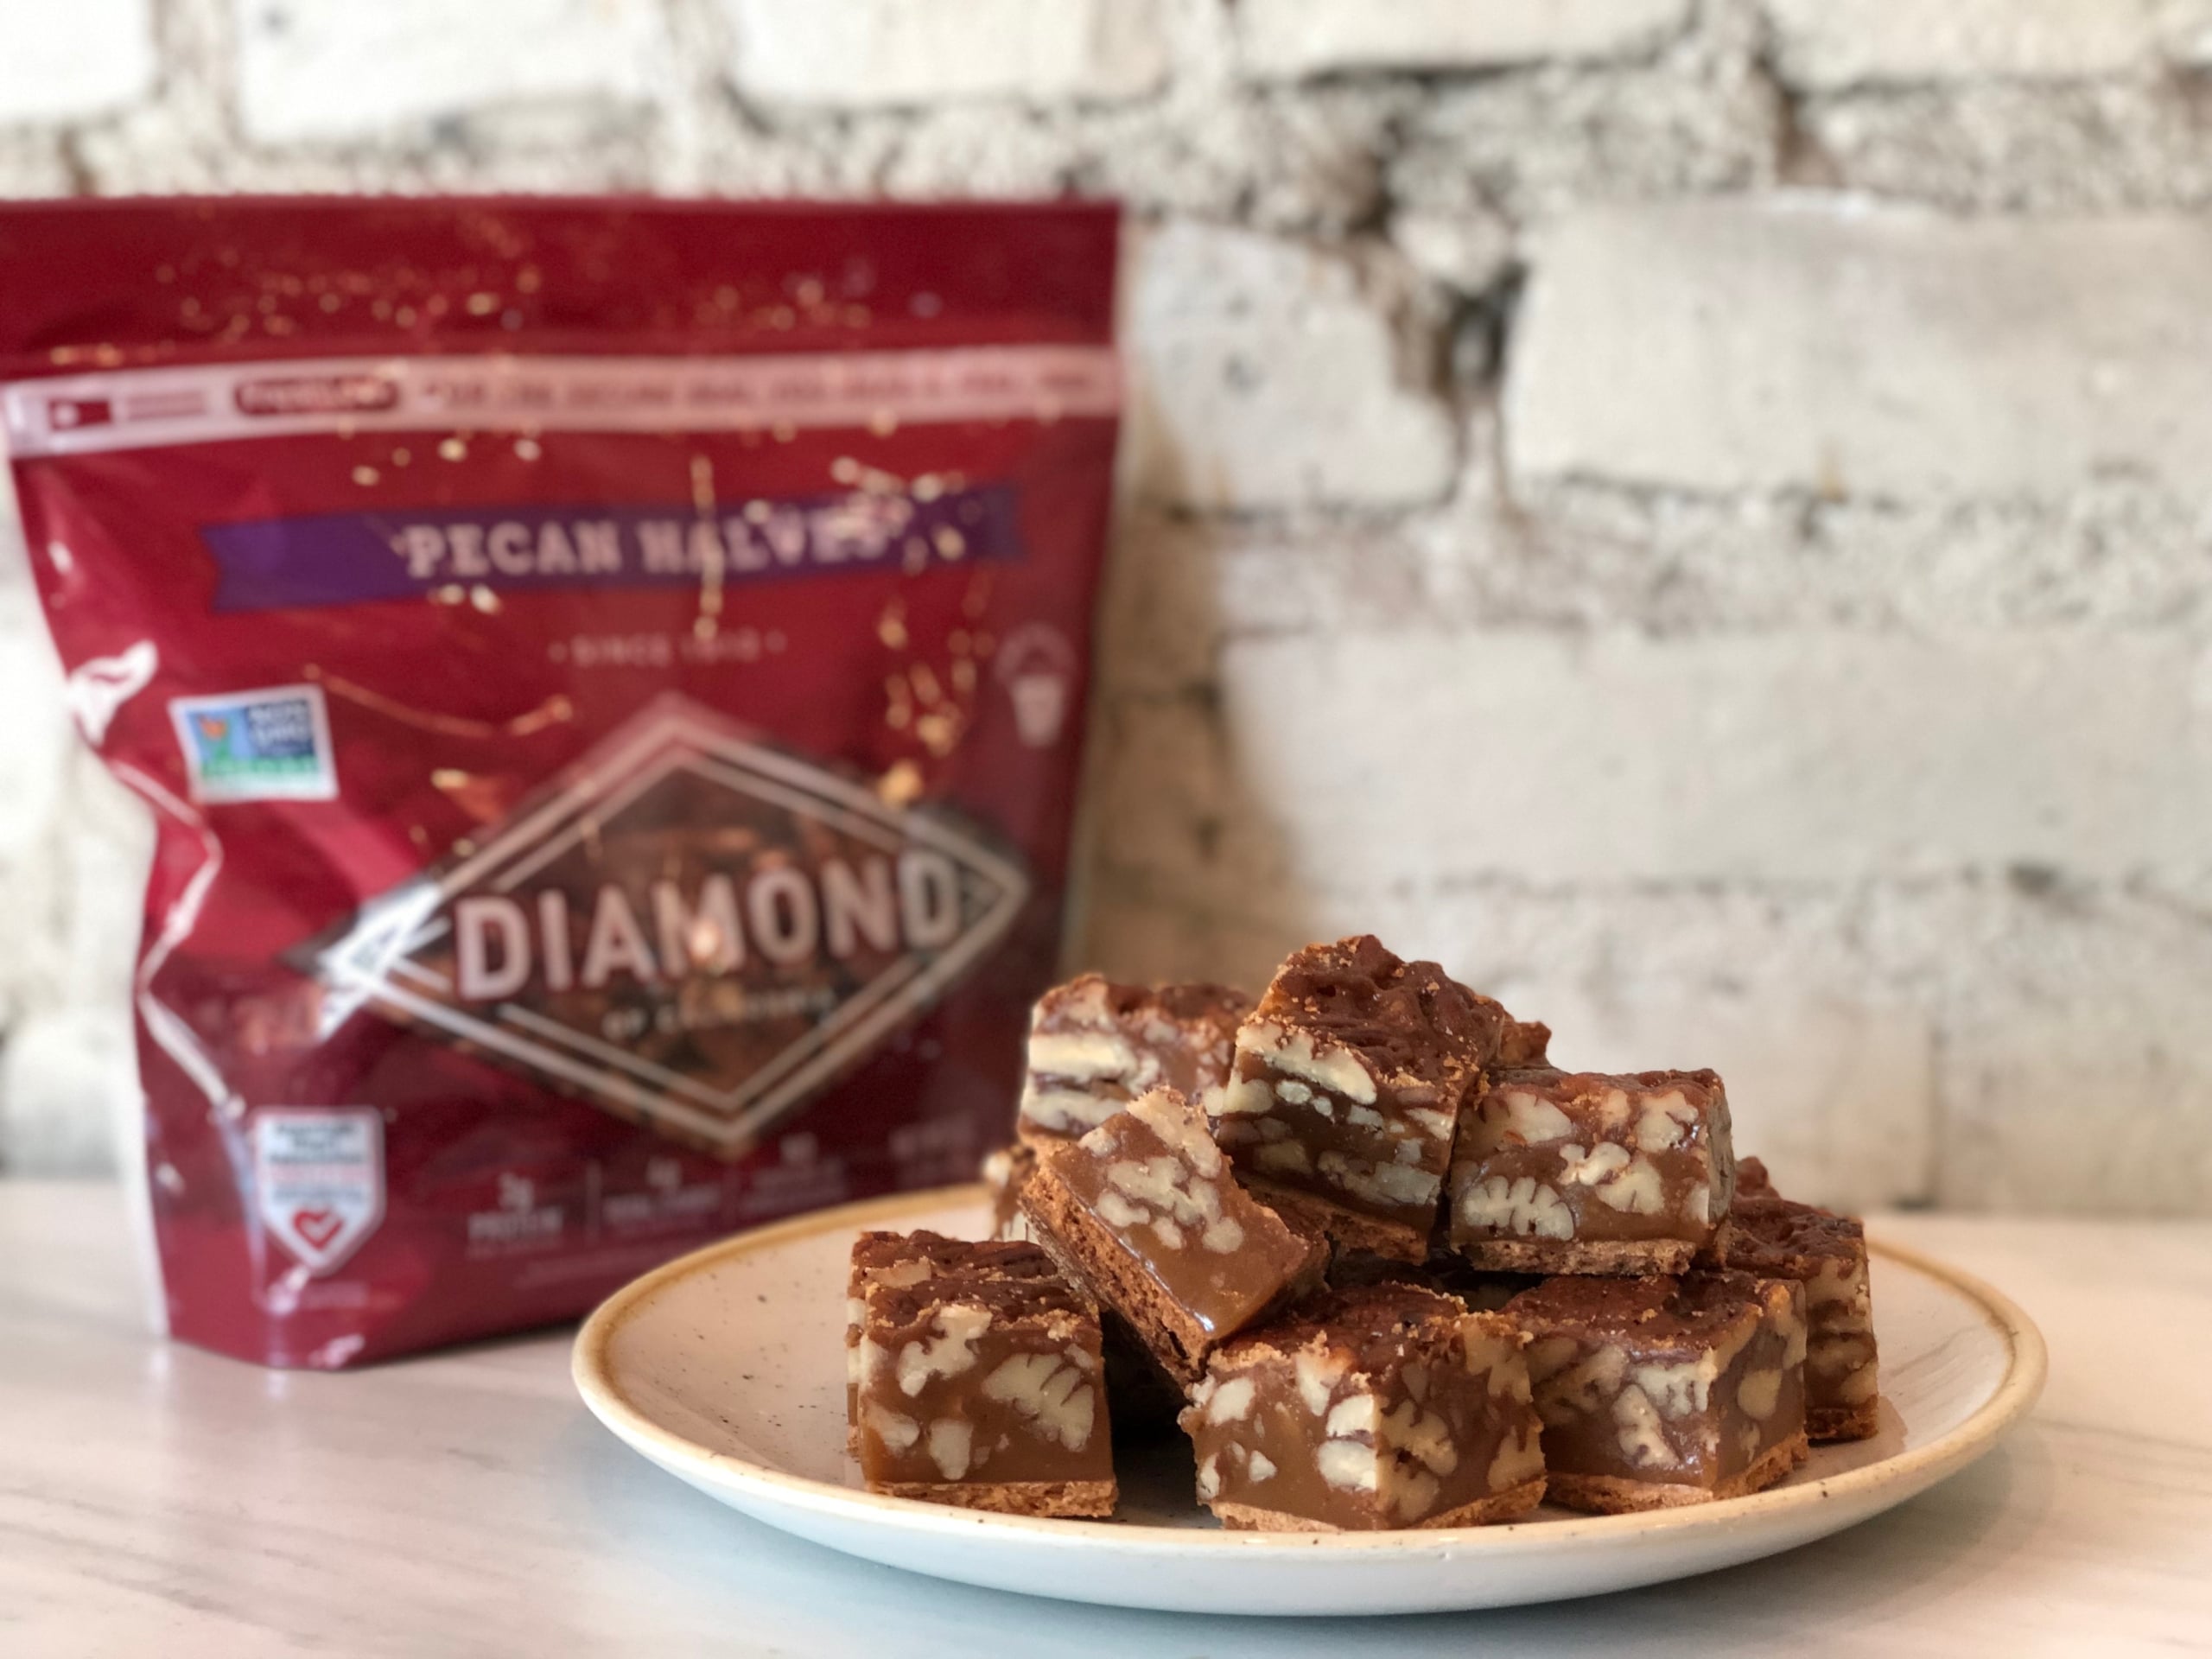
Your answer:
(573, 1183), (2048, 1552)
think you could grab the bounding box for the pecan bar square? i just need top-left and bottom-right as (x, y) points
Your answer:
(845, 1230), (1060, 1433)
(849, 1258), (1116, 1517)
(1020, 1087), (1326, 1387)
(1447, 1066), (1735, 1274)
(1719, 1185), (1879, 1441)
(1018, 974), (1250, 1145)
(1179, 1283), (1546, 1531)
(1508, 1270), (1808, 1514)
(1212, 936), (1505, 1262)
(985, 1136), (1192, 1436)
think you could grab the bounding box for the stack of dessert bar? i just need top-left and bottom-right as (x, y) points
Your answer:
(846, 935), (1880, 1527)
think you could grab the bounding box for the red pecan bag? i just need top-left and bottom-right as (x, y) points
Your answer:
(0, 198), (1120, 1367)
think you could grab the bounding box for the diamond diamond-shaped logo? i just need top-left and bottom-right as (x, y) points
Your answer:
(314, 695), (1029, 1157)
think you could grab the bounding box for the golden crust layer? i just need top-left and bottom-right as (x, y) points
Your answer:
(1543, 1431), (1808, 1516)
(1809, 1398), (1881, 1443)
(1454, 1235), (1700, 1277)
(870, 1478), (1119, 1518)
(1207, 1475), (1548, 1534)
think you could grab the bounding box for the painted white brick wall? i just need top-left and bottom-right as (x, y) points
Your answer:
(0, 475), (152, 1176)
(1764, 0), (2170, 88)
(1125, 221), (1458, 510)
(1506, 200), (2212, 500)
(0, 0), (156, 124)
(2168, 1), (2212, 64)
(3, 0), (2211, 1213)
(1239, 0), (1691, 79)
(236, 0), (672, 143)
(722, 0), (1170, 108)
(1216, 627), (2212, 887)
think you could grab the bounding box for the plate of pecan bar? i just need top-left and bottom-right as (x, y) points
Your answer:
(575, 936), (2045, 1616)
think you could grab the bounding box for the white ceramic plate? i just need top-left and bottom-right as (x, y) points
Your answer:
(573, 1185), (2045, 1617)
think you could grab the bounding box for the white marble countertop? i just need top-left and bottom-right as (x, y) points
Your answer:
(5, 1181), (2207, 1656)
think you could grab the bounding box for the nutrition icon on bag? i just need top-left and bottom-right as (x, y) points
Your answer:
(168, 684), (338, 804)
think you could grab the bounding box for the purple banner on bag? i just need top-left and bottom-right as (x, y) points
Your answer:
(199, 486), (1022, 613)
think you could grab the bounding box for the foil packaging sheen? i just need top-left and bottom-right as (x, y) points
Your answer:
(0, 198), (1122, 1368)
